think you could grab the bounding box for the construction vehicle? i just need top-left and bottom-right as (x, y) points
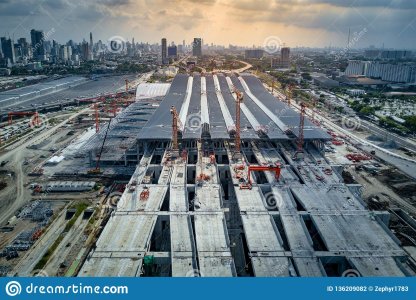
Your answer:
(129, 180), (137, 192)
(140, 186), (150, 201)
(88, 119), (112, 174)
(240, 164), (281, 190)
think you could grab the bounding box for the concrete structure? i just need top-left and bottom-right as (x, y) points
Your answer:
(77, 73), (414, 277)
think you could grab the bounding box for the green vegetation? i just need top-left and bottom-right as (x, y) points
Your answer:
(301, 72), (312, 81)
(350, 101), (375, 115)
(379, 116), (409, 133)
(34, 235), (64, 270)
(404, 116), (416, 132)
(116, 62), (150, 73)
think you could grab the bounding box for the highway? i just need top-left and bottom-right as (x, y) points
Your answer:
(0, 75), (138, 115)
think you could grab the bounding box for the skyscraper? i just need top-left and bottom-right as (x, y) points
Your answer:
(18, 38), (30, 59)
(1, 37), (16, 64)
(192, 38), (202, 57)
(161, 38), (167, 64)
(30, 29), (46, 60)
(89, 32), (94, 60)
(81, 41), (89, 61)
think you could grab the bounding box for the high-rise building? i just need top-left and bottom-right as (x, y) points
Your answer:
(245, 49), (264, 59)
(59, 45), (69, 61)
(280, 47), (290, 68)
(161, 38), (167, 64)
(1, 37), (16, 64)
(18, 38), (30, 59)
(89, 32), (94, 60)
(81, 41), (89, 61)
(271, 47), (291, 69)
(30, 29), (46, 60)
(168, 45), (177, 59)
(193, 38), (202, 57)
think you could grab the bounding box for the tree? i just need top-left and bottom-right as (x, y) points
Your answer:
(301, 72), (312, 81)
(404, 115), (416, 132)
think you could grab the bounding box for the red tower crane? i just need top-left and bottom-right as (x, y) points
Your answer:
(240, 164), (281, 190)
(170, 106), (179, 152)
(294, 102), (306, 160)
(125, 79), (129, 93)
(88, 118), (112, 174)
(233, 88), (243, 153)
(8, 111), (39, 126)
(286, 83), (295, 107)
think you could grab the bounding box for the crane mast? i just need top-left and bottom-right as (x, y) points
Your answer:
(170, 106), (179, 152)
(234, 88), (243, 153)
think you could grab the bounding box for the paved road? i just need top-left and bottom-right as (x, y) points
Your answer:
(357, 118), (416, 151)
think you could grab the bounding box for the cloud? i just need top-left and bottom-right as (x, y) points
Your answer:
(0, 0), (414, 48)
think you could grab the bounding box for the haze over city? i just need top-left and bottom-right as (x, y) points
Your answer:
(0, 0), (416, 48)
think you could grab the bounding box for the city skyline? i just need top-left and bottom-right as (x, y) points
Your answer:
(0, 0), (415, 49)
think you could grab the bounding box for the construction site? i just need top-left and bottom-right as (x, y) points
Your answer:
(1, 71), (416, 277)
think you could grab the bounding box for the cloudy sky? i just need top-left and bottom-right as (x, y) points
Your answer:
(0, 0), (415, 49)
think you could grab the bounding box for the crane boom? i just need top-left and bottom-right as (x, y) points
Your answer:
(88, 118), (112, 174)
